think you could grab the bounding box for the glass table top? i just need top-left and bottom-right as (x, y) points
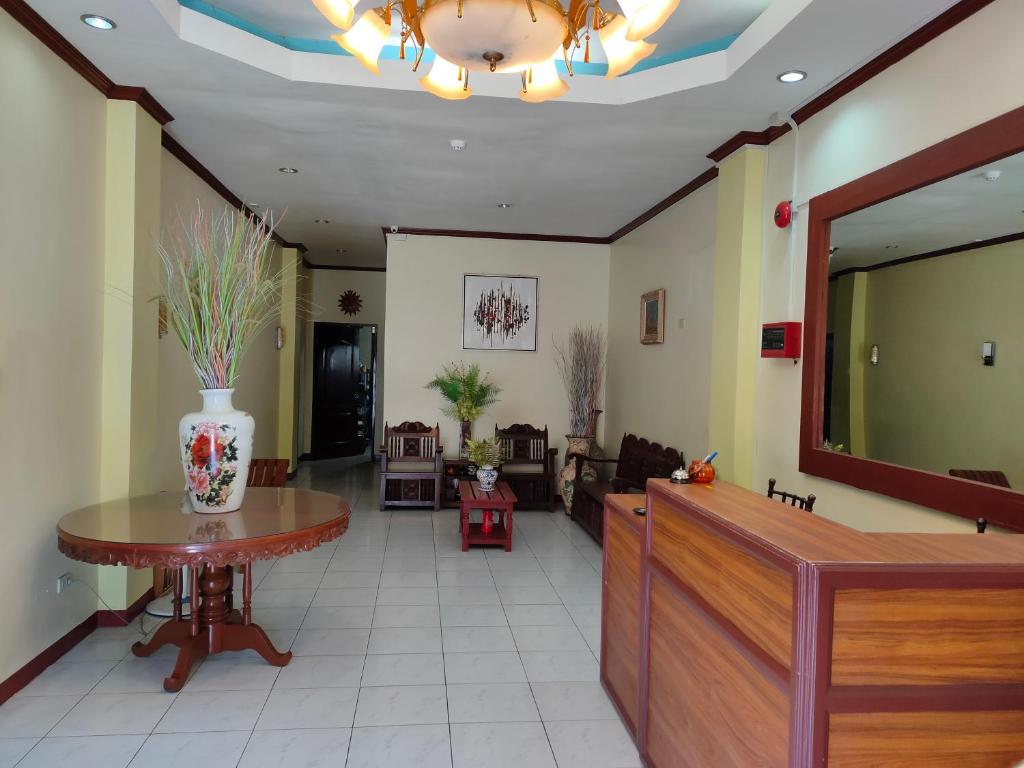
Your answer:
(57, 488), (348, 546)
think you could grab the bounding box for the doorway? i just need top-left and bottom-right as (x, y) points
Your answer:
(312, 322), (377, 458)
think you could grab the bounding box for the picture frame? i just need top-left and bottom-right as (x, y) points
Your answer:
(463, 274), (538, 351)
(640, 288), (665, 344)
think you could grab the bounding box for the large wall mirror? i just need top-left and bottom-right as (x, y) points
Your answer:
(801, 105), (1024, 531)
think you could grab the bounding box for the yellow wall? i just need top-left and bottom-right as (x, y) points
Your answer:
(860, 240), (1024, 486)
(384, 236), (610, 459)
(0, 8), (108, 679)
(753, 0), (1024, 532)
(157, 149), (283, 491)
(303, 269), (387, 453)
(606, 181), (717, 464)
(709, 147), (765, 487)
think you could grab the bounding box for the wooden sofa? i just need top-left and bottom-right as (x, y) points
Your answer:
(569, 433), (682, 544)
(495, 423), (558, 511)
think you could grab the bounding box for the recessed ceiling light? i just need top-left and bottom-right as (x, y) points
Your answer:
(777, 70), (806, 83)
(497, 202), (512, 209)
(314, 218), (331, 224)
(884, 244), (900, 250)
(450, 139), (467, 151)
(81, 14), (116, 30)
(278, 167), (298, 174)
(336, 248), (346, 254)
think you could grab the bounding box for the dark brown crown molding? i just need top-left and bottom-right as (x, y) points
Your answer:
(107, 85), (174, 126)
(2, 0), (173, 125)
(161, 131), (307, 253)
(707, 0), (996, 164)
(301, 258), (385, 272)
(707, 126), (790, 163)
(829, 230), (1024, 281)
(608, 167), (719, 241)
(384, 227), (612, 244)
(790, 0), (998, 126)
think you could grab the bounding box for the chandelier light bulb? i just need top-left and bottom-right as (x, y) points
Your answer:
(519, 56), (568, 103)
(312, 0), (356, 29)
(420, 56), (473, 100)
(600, 15), (656, 79)
(333, 10), (389, 74)
(617, 0), (679, 41)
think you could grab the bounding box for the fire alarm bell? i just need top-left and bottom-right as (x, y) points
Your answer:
(774, 200), (793, 228)
(761, 322), (801, 359)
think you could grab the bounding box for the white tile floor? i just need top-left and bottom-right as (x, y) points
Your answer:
(0, 456), (640, 767)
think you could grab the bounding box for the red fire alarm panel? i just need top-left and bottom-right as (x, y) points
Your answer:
(761, 322), (801, 359)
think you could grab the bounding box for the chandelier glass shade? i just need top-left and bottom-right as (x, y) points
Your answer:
(312, 0), (677, 101)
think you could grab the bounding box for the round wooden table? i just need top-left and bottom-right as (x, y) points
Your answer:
(57, 488), (349, 691)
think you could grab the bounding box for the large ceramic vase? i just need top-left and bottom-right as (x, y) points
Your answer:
(180, 389), (254, 513)
(560, 435), (597, 514)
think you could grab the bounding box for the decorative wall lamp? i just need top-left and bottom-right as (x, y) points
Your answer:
(869, 344), (879, 366)
(275, 326), (285, 351)
(982, 341), (995, 366)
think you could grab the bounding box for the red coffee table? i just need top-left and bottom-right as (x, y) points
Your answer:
(459, 481), (516, 552)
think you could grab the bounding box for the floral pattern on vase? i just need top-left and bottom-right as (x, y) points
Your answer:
(476, 465), (499, 492)
(180, 389), (254, 513)
(560, 435), (598, 514)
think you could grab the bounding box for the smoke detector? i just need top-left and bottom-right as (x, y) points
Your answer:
(981, 169), (1002, 182)
(450, 139), (467, 152)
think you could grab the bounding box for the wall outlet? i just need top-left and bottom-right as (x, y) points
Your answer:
(56, 573), (73, 594)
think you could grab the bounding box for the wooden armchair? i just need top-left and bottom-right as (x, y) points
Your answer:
(948, 469), (1012, 488)
(248, 458), (289, 487)
(767, 478), (816, 512)
(379, 421), (443, 510)
(495, 423), (558, 511)
(569, 433), (682, 544)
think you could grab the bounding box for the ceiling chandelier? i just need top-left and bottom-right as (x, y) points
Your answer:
(311, 0), (677, 102)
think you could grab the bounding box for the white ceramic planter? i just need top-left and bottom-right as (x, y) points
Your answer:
(179, 389), (254, 513)
(476, 465), (499, 492)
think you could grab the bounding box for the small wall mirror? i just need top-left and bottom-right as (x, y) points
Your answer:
(824, 152), (1024, 487)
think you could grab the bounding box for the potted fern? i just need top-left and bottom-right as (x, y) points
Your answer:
(159, 204), (284, 513)
(465, 438), (504, 492)
(425, 363), (502, 456)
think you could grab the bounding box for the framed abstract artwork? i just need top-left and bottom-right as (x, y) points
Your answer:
(640, 288), (665, 344)
(463, 274), (538, 351)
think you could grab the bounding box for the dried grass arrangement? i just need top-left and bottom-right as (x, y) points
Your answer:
(553, 324), (605, 437)
(158, 204), (285, 389)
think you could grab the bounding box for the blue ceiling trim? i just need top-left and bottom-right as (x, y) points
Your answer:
(178, 0), (735, 77)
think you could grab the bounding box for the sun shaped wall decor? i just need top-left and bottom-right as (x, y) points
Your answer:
(338, 290), (363, 316)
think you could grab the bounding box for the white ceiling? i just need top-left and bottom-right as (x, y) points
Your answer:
(26, 0), (958, 266)
(830, 151), (1024, 273)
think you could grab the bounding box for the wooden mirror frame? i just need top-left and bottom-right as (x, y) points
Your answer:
(800, 104), (1024, 532)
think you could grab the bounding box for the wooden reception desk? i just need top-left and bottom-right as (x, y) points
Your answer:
(601, 479), (1024, 768)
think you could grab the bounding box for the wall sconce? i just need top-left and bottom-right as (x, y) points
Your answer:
(982, 341), (995, 366)
(869, 344), (879, 366)
(275, 326), (285, 351)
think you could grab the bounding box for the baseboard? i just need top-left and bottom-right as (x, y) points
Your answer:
(298, 452), (312, 462)
(286, 470), (297, 481)
(0, 612), (98, 705)
(97, 586), (154, 628)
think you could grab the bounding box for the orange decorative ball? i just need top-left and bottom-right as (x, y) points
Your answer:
(688, 460), (716, 484)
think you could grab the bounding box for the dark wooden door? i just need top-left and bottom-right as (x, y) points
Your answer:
(312, 323), (375, 457)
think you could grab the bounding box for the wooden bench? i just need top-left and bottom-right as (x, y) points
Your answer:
(569, 433), (682, 544)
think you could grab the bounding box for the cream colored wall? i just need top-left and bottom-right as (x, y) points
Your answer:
(156, 149), (281, 491)
(752, 0), (1024, 532)
(384, 236), (610, 459)
(606, 182), (717, 464)
(0, 9), (107, 679)
(861, 240), (1024, 486)
(303, 269), (387, 453)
